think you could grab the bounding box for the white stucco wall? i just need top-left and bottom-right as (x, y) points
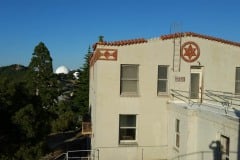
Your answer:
(168, 103), (239, 160)
(89, 34), (240, 160)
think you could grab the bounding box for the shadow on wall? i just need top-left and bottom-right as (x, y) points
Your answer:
(209, 141), (222, 160)
(208, 108), (240, 160)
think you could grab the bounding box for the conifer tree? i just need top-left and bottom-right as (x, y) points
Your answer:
(28, 42), (57, 108)
(72, 46), (92, 120)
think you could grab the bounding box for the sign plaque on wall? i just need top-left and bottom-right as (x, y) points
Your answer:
(175, 76), (185, 82)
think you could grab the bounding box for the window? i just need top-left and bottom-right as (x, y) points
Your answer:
(190, 73), (200, 98)
(175, 119), (180, 148)
(157, 65), (168, 94)
(120, 64), (139, 96)
(220, 135), (230, 160)
(190, 66), (203, 99)
(119, 115), (137, 144)
(235, 67), (240, 94)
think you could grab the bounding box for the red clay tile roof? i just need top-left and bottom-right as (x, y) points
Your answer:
(160, 32), (240, 47)
(93, 32), (240, 50)
(93, 38), (147, 50)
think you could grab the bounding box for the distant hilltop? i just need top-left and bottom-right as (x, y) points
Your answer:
(0, 64), (28, 82)
(0, 64), (28, 72)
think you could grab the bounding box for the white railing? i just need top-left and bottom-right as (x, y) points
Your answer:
(54, 149), (99, 160)
(171, 89), (240, 117)
(93, 145), (168, 160)
(168, 150), (238, 160)
(53, 146), (239, 160)
(205, 90), (240, 107)
(171, 89), (240, 106)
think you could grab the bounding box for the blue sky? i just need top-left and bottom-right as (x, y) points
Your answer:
(0, 0), (240, 70)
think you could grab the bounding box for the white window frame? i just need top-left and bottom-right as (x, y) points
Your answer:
(120, 64), (139, 96)
(190, 66), (203, 101)
(157, 65), (169, 95)
(119, 114), (137, 144)
(235, 67), (240, 94)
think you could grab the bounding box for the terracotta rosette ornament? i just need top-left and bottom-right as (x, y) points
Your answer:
(181, 41), (200, 63)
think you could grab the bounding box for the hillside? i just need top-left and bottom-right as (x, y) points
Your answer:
(0, 64), (28, 82)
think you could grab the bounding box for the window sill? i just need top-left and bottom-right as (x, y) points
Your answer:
(119, 141), (138, 146)
(157, 93), (169, 97)
(120, 94), (140, 97)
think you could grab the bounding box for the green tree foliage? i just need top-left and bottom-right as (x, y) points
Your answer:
(0, 43), (92, 159)
(72, 47), (92, 120)
(12, 104), (50, 139)
(14, 141), (46, 160)
(0, 42), (57, 159)
(28, 42), (57, 109)
(0, 78), (20, 156)
(0, 77), (48, 159)
(50, 101), (78, 132)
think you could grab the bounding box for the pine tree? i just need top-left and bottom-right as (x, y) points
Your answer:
(28, 42), (57, 109)
(72, 46), (92, 121)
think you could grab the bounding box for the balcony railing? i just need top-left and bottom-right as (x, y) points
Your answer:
(168, 150), (238, 160)
(54, 147), (237, 160)
(54, 149), (99, 160)
(170, 89), (240, 117)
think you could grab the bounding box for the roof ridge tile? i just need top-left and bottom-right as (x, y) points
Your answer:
(93, 32), (240, 50)
(160, 32), (240, 47)
(93, 38), (148, 49)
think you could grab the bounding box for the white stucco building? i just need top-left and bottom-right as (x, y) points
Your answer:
(89, 32), (240, 160)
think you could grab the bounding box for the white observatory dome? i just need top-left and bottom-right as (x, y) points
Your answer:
(73, 71), (80, 79)
(55, 65), (70, 74)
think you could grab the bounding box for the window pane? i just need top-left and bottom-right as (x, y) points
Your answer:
(157, 65), (168, 94)
(175, 119), (180, 132)
(158, 80), (167, 92)
(236, 68), (240, 94)
(120, 65), (139, 95)
(175, 119), (180, 148)
(176, 134), (180, 147)
(121, 80), (138, 93)
(236, 68), (240, 80)
(120, 129), (136, 140)
(191, 73), (199, 98)
(235, 82), (240, 94)
(119, 115), (136, 142)
(158, 66), (167, 79)
(120, 115), (136, 127)
(121, 65), (138, 79)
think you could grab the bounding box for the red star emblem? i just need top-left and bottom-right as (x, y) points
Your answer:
(181, 42), (200, 62)
(184, 44), (196, 60)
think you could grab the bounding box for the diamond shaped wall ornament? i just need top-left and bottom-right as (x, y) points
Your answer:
(90, 48), (118, 66)
(181, 41), (200, 63)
